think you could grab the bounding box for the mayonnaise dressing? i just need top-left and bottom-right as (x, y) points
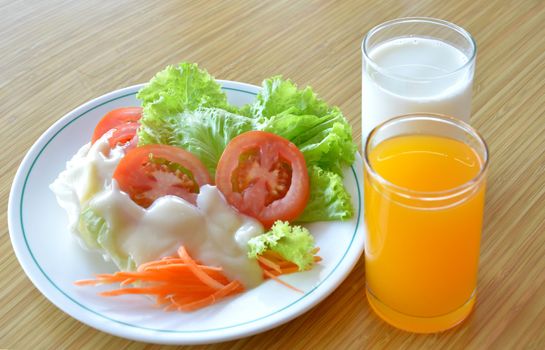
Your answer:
(88, 184), (264, 287)
(49, 131), (124, 233)
(51, 135), (264, 288)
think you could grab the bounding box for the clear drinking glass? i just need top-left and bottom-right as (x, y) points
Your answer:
(364, 114), (488, 333)
(361, 17), (477, 142)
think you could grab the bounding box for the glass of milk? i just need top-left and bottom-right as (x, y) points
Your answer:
(361, 17), (476, 141)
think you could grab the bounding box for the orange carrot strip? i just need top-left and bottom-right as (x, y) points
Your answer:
(263, 270), (279, 277)
(137, 260), (170, 272)
(122, 275), (195, 285)
(123, 268), (209, 279)
(163, 302), (179, 312)
(89, 271), (190, 285)
(278, 266), (300, 274)
(120, 278), (136, 286)
(263, 270), (304, 293)
(91, 277), (124, 284)
(257, 256), (282, 274)
(277, 261), (297, 268)
(80, 270), (203, 288)
(74, 279), (102, 286)
(95, 273), (125, 279)
(178, 280), (244, 312)
(259, 249), (322, 277)
(100, 285), (216, 297)
(100, 288), (156, 296)
(156, 295), (170, 306)
(142, 264), (225, 279)
(137, 258), (193, 272)
(177, 246), (225, 290)
(139, 261), (223, 272)
(168, 294), (208, 308)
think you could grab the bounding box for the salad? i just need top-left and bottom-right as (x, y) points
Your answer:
(51, 62), (357, 312)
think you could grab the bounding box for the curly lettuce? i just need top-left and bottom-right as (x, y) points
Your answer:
(296, 166), (353, 222)
(259, 108), (356, 175)
(250, 76), (329, 118)
(248, 221), (316, 271)
(137, 62), (233, 146)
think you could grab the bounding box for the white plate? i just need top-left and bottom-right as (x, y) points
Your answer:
(8, 81), (365, 345)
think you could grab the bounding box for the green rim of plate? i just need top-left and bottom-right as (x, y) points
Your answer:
(18, 86), (362, 333)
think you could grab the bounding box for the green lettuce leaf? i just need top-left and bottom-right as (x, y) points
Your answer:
(259, 107), (356, 175)
(78, 207), (136, 271)
(138, 107), (256, 177)
(297, 165), (353, 222)
(77, 206), (103, 250)
(137, 62), (233, 145)
(248, 220), (316, 271)
(249, 76), (329, 118)
(137, 61), (229, 113)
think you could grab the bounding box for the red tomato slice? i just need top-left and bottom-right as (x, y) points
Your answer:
(107, 122), (140, 150)
(113, 144), (212, 207)
(91, 107), (142, 148)
(215, 131), (309, 227)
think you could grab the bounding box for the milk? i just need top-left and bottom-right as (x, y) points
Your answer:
(362, 37), (474, 141)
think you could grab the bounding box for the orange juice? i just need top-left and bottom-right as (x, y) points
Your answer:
(364, 134), (486, 333)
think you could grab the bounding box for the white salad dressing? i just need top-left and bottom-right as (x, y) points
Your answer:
(51, 134), (265, 288)
(50, 131), (125, 233)
(88, 184), (264, 287)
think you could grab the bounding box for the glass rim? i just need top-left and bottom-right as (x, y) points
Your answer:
(363, 113), (489, 202)
(361, 17), (477, 83)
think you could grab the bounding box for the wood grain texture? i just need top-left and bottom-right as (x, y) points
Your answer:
(1, 0), (544, 349)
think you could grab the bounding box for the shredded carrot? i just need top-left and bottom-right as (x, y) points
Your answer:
(75, 244), (322, 311)
(266, 266), (300, 275)
(74, 279), (102, 286)
(177, 246), (225, 290)
(261, 250), (285, 260)
(74, 245), (244, 312)
(256, 247), (322, 293)
(120, 278), (136, 286)
(174, 280), (244, 312)
(263, 270), (304, 293)
(99, 285), (215, 296)
(137, 259), (223, 272)
(257, 256), (282, 274)
(258, 249), (321, 276)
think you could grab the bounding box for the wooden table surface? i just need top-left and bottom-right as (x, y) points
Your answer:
(1, 1), (544, 349)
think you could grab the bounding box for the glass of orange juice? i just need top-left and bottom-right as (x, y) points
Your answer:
(363, 114), (489, 333)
